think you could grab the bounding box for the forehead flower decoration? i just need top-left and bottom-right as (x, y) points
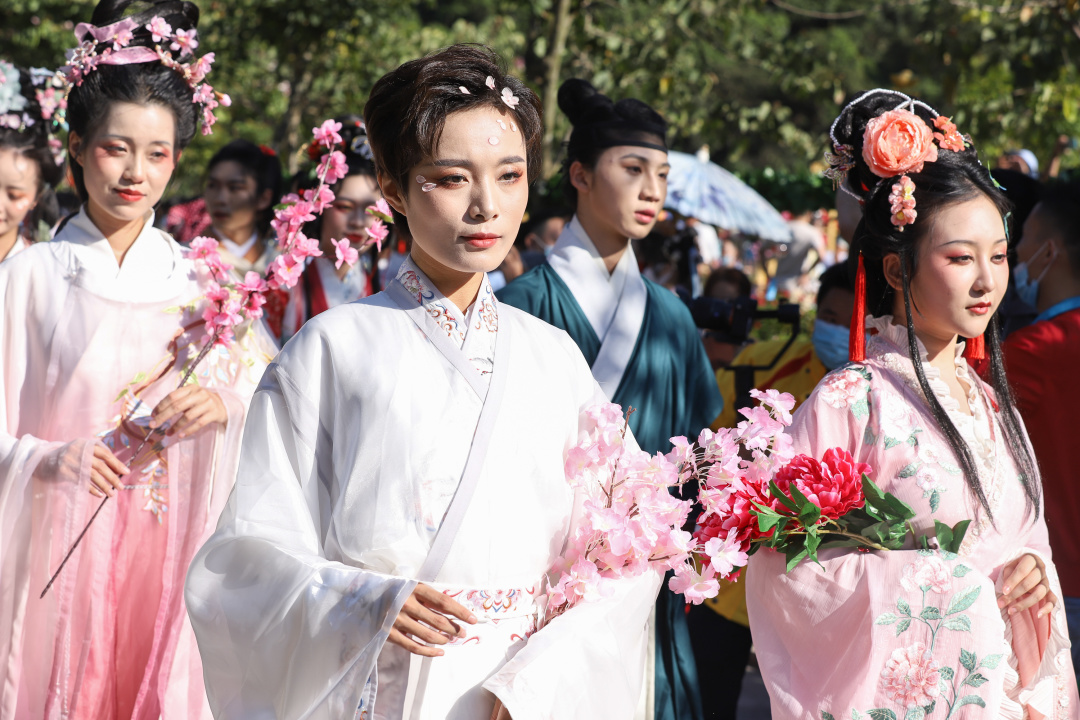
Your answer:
(60, 15), (229, 135)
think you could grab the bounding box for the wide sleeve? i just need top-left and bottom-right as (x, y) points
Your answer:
(747, 367), (1017, 719)
(184, 333), (415, 720)
(484, 330), (664, 719)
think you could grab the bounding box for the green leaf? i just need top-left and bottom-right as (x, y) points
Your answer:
(852, 397), (869, 419)
(960, 648), (977, 671)
(955, 695), (986, 710)
(895, 618), (911, 636)
(919, 606), (942, 620)
(949, 520), (971, 551)
(769, 480), (800, 514)
(953, 564), (972, 577)
(898, 463), (919, 478)
(947, 586), (982, 615)
(163, 305), (182, 314)
(757, 513), (781, 533)
(805, 530), (822, 561)
(884, 436), (901, 449)
(787, 482), (814, 513)
(822, 713), (836, 720)
(785, 546), (809, 572)
(852, 710), (862, 720)
(897, 598), (912, 616)
(962, 672), (988, 688)
(929, 490), (940, 513)
(799, 499), (822, 528)
(942, 615), (971, 631)
(934, 520), (954, 552)
(875, 612), (898, 625)
(863, 426), (877, 446)
(113, 388), (129, 403)
(903, 707), (925, 720)
(132, 371), (147, 384)
(866, 709), (897, 720)
(922, 702), (935, 716)
(939, 666), (955, 680)
(980, 654), (1003, 669)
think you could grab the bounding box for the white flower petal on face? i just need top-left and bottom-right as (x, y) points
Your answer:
(488, 136), (500, 145)
(421, 182), (436, 193)
(416, 175), (426, 184)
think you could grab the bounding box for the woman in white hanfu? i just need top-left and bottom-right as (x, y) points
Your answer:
(0, 2), (272, 718)
(747, 90), (1078, 720)
(185, 45), (662, 720)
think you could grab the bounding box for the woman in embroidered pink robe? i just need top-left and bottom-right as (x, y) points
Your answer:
(747, 90), (1077, 720)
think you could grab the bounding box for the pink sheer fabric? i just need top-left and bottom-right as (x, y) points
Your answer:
(0, 214), (271, 720)
(747, 317), (1077, 720)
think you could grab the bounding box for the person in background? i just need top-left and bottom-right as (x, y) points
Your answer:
(987, 168), (1043, 337)
(700, 267), (753, 371)
(0, 61), (64, 261)
(279, 116), (384, 342)
(517, 209), (567, 271)
(773, 208), (825, 298)
(993, 180), (1080, 683)
(686, 215), (722, 268)
(498, 77), (722, 720)
(997, 148), (1040, 179)
(690, 261), (856, 719)
(203, 138), (282, 274)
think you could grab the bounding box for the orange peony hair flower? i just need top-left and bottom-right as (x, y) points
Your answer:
(862, 109), (939, 178)
(932, 115), (965, 152)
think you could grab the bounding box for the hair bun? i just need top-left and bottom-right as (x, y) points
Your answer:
(89, 0), (199, 60)
(557, 78), (612, 127)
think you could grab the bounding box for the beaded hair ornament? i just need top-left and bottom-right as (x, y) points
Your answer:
(0, 62), (68, 165)
(60, 15), (229, 135)
(824, 89), (982, 362)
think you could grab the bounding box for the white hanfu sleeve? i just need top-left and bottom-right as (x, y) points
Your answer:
(184, 351), (415, 720)
(483, 568), (662, 720)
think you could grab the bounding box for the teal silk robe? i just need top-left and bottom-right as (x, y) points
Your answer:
(498, 262), (723, 720)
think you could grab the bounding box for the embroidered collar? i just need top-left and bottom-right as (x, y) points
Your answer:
(394, 255), (499, 348)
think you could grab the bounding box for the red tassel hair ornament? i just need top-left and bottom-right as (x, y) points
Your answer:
(849, 251), (867, 362)
(963, 333), (985, 361)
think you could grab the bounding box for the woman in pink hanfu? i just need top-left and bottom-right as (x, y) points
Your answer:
(0, 2), (272, 719)
(747, 90), (1078, 720)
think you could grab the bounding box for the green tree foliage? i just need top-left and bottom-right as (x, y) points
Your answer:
(3, 0), (1078, 200)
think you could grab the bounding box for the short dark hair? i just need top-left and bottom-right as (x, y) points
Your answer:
(703, 267), (752, 299)
(364, 44), (543, 212)
(1036, 180), (1080, 274)
(207, 139), (283, 237)
(66, 0), (202, 203)
(815, 262), (854, 309)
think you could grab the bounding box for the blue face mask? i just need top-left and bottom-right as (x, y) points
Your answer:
(1013, 241), (1056, 310)
(812, 319), (851, 370)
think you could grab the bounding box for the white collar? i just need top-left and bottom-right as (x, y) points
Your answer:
(218, 227), (260, 259)
(547, 215), (640, 341)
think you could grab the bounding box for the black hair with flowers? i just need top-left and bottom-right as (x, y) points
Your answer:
(832, 89), (1040, 523)
(65, 0), (203, 203)
(364, 43), (543, 215)
(0, 62), (65, 194)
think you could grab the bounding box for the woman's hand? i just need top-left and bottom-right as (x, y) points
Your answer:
(89, 443), (131, 498)
(999, 553), (1057, 619)
(150, 386), (228, 439)
(386, 583), (477, 657)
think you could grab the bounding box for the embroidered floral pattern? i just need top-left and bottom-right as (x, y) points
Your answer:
(820, 366), (872, 416)
(880, 642), (942, 708)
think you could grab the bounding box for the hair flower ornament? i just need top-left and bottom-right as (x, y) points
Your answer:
(932, 116), (966, 153)
(862, 109), (938, 178)
(888, 175), (917, 230)
(61, 16), (228, 135)
(823, 142), (855, 188)
(500, 86), (520, 109)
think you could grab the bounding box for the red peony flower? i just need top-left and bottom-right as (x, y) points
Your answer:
(773, 448), (871, 521)
(862, 109), (939, 178)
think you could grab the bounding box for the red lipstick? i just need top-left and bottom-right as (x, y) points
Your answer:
(462, 233), (500, 249)
(115, 188), (145, 203)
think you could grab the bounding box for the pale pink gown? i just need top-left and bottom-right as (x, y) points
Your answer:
(0, 209), (272, 719)
(747, 316), (1078, 720)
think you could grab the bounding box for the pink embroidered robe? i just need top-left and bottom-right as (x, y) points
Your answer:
(0, 209), (273, 720)
(747, 316), (1078, 720)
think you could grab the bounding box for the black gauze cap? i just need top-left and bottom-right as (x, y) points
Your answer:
(558, 78), (668, 158)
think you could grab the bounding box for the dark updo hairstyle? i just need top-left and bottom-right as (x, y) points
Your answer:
(206, 139), (284, 237)
(0, 63), (65, 197)
(295, 114), (378, 240)
(558, 78), (668, 206)
(66, 0), (201, 203)
(364, 44), (543, 227)
(835, 89), (1040, 522)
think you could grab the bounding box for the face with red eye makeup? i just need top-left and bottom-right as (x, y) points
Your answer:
(883, 194), (1009, 354)
(0, 147), (41, 260)
(69, 101), (177, 236)
(380, 105), (528, 306)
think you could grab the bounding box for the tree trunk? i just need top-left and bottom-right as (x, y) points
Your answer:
(541, 0), (575, 178)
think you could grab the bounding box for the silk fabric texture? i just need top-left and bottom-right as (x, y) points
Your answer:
(185, 258), (662, 719)
(0, 208), (272, 720)
(747, 316), (1078, 720)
